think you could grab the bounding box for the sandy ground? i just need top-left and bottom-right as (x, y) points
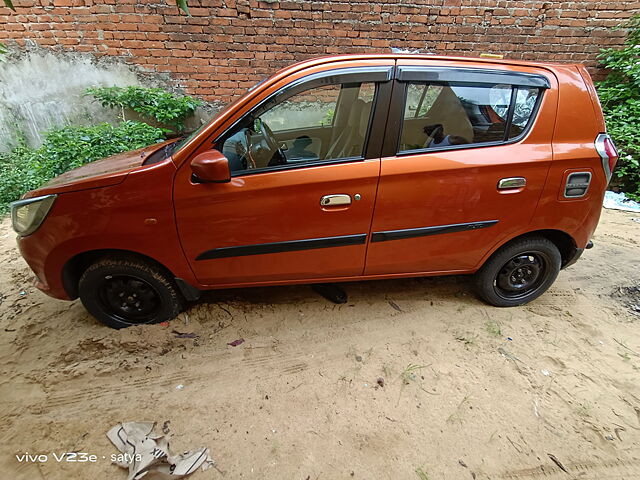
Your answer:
(1, 208), (639, 480)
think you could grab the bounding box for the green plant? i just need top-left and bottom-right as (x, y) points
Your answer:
(86, 86), (203, 132)
(415, 466), (430, 480)
(0, 121), (165, 212)
(485, 320), (502, 337)
(575, 402), (592, 418)
(395, 363), (434, 405)
(322, 108), (335, 126)
(618, 351), (632, 362)
(400, 363), (427, 385)
(446, 394), (470, 425)
(596, 14), (640, 200)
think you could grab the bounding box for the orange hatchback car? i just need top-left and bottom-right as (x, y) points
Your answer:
(11, 54), (618, 328)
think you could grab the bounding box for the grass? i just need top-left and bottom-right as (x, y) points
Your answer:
(270, 439), (280, 456)
(576, 402), (592, 418)
(415, 466), (430, 480)
(381, 363), (394, 382)
(400, 364), (428, 385)
(446, 394), (471, 424)
(485, 320), (502, 337)
(618, 352), (632, 362)
(396, 363), (432, 406)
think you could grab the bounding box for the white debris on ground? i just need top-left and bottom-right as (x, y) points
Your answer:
(603, 191), (640, 212)
(107, 422), (214, 480)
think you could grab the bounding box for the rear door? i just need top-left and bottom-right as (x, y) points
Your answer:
(365, 60), (558, 275)
(174, 64), (394, 286)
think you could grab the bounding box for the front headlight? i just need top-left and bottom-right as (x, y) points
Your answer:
(10, 194), (57, 236)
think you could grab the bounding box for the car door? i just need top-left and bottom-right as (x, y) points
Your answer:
(365, 60), (559, 275)
(173, 65), (393, 286)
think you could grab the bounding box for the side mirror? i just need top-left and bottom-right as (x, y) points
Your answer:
(190, 150), (231, 183)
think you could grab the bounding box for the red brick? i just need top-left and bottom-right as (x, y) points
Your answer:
(0, 0), (632, 102)
(216, 8), (237, 17)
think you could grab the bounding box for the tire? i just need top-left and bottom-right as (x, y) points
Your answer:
(474, 236), (561, 307)
(78, 257), (184, 329)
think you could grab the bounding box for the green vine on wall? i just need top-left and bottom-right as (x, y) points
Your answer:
(596, 14), (640, 199)
(86, 86), (203, 133)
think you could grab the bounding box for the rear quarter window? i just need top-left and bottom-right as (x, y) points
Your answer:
(399, 81), (542, 153)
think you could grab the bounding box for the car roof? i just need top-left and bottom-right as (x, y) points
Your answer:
(287, 53), (580, 72)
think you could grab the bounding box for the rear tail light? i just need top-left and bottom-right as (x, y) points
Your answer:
(604, 137), (619, 174)
(595, 133), (619, 181)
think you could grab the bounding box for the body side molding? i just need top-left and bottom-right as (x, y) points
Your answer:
(371, 220), (499, 243)
(196, 234), (368, 260)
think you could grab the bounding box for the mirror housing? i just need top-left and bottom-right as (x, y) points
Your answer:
(190, 150), (231, 183)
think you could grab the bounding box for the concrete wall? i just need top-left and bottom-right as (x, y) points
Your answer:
(0, 46), (215, 151)
(0, 48), (143, 151)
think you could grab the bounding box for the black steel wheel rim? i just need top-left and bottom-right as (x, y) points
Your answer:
(494, 250), (550, 300)
(98, 274), (161, 324)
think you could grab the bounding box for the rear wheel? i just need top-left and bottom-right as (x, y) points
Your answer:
(475, 237), (561, 307)
(78, 257), (183, 329)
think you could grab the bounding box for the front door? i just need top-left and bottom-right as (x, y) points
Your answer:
(174, 68), (392, 286)
(365, 62), (557, 275)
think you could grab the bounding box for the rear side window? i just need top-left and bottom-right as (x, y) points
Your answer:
(399, 82), (541, 153)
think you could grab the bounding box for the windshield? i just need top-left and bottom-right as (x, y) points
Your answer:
(143, 120), (217, 165)
(172, 121), (211, 153)
(173, 76), (270, 155)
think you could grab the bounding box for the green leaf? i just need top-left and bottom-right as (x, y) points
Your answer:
(596, 13), (640, 198)
(85, 84), (202, 132)
(176, 0), (191, 16)
(3, 0), (15, 11)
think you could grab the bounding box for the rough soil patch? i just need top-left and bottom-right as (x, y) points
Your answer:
(1, 209), (639, 479)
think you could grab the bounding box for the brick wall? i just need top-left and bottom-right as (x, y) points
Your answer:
(0, 0), (637, 103)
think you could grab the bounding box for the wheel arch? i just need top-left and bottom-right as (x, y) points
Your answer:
(480, 229), (578, 270)
(62, 249), (179, 300)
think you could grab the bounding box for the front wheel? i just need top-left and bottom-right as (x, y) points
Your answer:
(78, 257), (184, 329)
(474, 237), (561, 307)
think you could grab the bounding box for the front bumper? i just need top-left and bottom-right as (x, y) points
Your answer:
(17, 235), (71, 300)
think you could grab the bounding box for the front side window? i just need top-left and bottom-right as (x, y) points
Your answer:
(218, 82), (375, 174)
(399, 82), (541, 153)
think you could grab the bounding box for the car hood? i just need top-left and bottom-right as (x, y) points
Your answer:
(27, 141), (172, 197)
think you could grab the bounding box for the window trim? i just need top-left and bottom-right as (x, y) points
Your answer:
(212, 66), (393, 177)
(396, 66), (551, 89)
(393, 81), (545, 157)
(413, 83), (430, 118)
(501, 86), (518, 142)
(224, 155), (370, 178)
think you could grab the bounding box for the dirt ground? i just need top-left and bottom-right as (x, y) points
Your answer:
(1, 208), (639, 480)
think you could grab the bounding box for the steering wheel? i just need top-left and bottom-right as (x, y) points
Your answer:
(242, 129), (257, 169)
(256, 118), (287, 167)
(257, 119), (276, 151)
